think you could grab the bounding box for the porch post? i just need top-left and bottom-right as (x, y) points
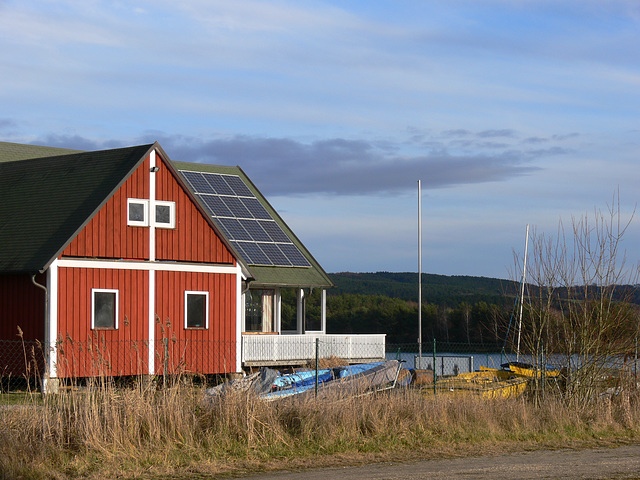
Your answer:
(320, 289), (327, 334)
(296, 288), (305, 334)
(274, 288), (282, 333)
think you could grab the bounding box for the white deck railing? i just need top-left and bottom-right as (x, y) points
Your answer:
(241, 334), (386, 366)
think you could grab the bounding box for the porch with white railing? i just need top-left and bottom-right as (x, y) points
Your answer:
(241, 334), (386, 367)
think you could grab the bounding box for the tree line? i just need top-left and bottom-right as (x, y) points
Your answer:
(286, 266), (640, 349)
(324, 293), (511, 345)
(281, 272), (521, 345)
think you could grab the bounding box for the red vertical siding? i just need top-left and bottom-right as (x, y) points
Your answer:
(61, 152), (235, 265)
(155, 270), (236, 375)
(0, 274), (46, 377)
(155, 154), (235, 264)
(62, 156), (150, 260)
(56, 267), (149, 378)
(0, 274), (45, 341)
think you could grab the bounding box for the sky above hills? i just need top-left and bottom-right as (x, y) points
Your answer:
(1, 1), (639, 279)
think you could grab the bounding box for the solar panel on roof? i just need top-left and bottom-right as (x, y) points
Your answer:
(179, 169), (312, 268)
(230, 241), (253, 264)
(204, 173), (234, 196)
(218, 217), (252, 241)
(201, 195), (233, 217)
(221, 196), (252, 218)
(182, 171), (215, 194)
(239, 219), (271, 242)
(225, 175), (254, 196)
(240, 242), (272, 265)
(259, 220), (291, 243)
(241, 197), (271, 220)
(278, 243), (311, 267)
(213, 218), (232, 239)
(259, 243), (292, 266)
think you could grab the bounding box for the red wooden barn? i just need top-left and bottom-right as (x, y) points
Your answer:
(0, 141), (358, 391)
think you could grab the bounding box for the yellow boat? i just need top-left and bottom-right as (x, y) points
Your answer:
(502, 361), (560, 378)
(426, 368), (529, 399)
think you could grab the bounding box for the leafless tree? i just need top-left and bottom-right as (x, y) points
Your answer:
(514, 193), (640, 405)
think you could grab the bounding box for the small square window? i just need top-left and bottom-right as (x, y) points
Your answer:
(185, 291), (209, 329)
(92, 289), (119, 329)
(127, 199), (149, 226)
(155, 201), (176, 228)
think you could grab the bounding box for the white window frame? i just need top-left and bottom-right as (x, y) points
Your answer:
(155, 200), (176, 229)
(91, 288), (119, 330)
(127, 198), (149, 227)
(184, 291), (209, 329)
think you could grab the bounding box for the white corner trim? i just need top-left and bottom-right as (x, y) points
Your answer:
(47, 259), (59, 380)
(236, 264), (243, 372)
(148, 269), (155, 375)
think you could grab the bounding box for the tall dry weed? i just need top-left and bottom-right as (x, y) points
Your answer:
(2, 383), (640, 479)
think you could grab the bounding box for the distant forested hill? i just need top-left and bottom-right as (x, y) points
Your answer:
(329, 271), (518, 307)
(283, 272), (639, 345)
(281, 272), (522, 345)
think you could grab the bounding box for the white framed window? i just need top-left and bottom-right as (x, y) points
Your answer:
(91, 289), (119, 330)
(155, 201), (176, 229)
(127, 198), (149, 226)
(184, 291), (209, 329)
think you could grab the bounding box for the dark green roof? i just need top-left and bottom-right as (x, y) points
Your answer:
(0, 141), (82, 163)
(171, 161), (333, 289)
(0, 144), (153, 273)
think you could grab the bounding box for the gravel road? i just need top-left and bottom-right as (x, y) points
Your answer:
(239, 445), (640, 480)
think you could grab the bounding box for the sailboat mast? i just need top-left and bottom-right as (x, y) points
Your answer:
(516, 224), (530, 361)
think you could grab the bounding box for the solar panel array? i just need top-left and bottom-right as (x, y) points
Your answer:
(180, 170), (311, 267)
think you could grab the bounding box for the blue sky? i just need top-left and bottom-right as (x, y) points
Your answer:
(2, 1), (639, 279)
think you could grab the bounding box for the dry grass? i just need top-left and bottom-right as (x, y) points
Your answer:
(1, 380), (640, 479)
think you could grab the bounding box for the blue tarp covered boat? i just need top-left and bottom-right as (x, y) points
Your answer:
(261, 360), (402, 401)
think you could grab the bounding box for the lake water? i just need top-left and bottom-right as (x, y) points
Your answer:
(386, 351), (637, 376)
(386, 351), (518, 375)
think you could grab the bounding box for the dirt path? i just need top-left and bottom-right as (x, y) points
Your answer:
(238, 445), (640, 480)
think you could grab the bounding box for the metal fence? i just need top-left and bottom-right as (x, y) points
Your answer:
(387, 341), (515, 372)
(0, 337), (236, 391)
(386, 341), (640, 373)
(2, 337), (639, 393)
(0, 339), (46, 390)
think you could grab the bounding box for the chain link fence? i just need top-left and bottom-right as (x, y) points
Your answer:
(0, 339), (45, 391)
(0, 337), (236, 392)
(2, 337), (639, 396)
(386, 340), (640, 397)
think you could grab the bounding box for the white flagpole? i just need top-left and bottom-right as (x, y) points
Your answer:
(418, 180), (422, 361)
